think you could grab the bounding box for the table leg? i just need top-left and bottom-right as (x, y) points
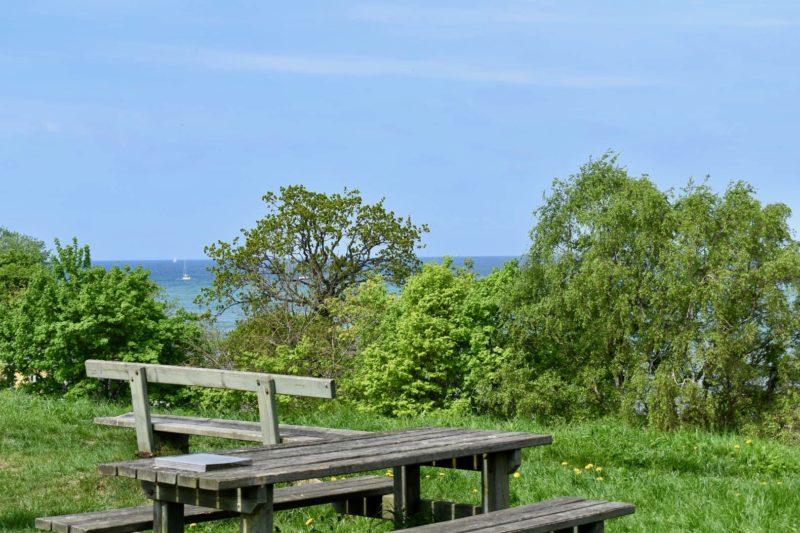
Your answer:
(392, 464), (421, 527)
(153, 501), (183, 533)
(482, 451), (511, 512)
(241, 484), (274, 533)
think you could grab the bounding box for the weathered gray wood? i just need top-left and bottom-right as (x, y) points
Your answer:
(256, 378), (280, 445)
(482, 451), (511, 512)
(99, 428), (552, 491)
(128, 367), (155, 457)
(240, 486), (272, 533)
(422, 450), (520, 473)
(144, 483), (268, 514)
(392, 464), (421, 526)
(153, 501), (182, 533)
(94, 413), (368, 443)
(400, 498), (635, 533)
(418, 499), (482, 522)
(37, 477), (394, 533)
(86, 360), (334, 398)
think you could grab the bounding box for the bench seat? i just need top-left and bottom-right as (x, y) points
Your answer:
(36, 476), (393, 533)
(403, 497), (635, 533)
(94, 412), (369, 443)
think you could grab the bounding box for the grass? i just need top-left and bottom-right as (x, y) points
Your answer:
(1, 390), (798, 532)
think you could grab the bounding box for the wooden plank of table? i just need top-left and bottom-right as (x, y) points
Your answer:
(121, 430), (547, 491)
(200, 430), (549, 489)
(102, 427), (455, 475)
(100, 428), (552, 492)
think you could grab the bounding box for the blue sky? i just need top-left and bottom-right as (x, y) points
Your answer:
(1, 1), (798, 259)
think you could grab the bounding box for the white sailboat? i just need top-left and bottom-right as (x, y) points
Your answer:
(181, 260), (191, 281)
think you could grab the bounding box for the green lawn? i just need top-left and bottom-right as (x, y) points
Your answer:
(1, 390), (798, 532)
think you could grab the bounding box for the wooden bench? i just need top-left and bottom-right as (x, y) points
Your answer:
(85, 360), (366, 456)
(36, 476), (393, 533)
(402, 496), (635, 532)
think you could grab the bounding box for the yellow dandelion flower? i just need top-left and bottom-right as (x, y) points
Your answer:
(305, 517), (315, 526)
(425, 474), (431, 479)
(584, 463), (593, 470)
(574, 468), (582, 475)
(594, 467), (603, 472)
(734, 444), (741, 449)
(760, 481), (767, 485)
(189, 525), (197, 529)
(513, 471), (522, 479)
(439, 472), (446, 477)
(385, 471), (393, 477)
(330, 476), (337, 481)
(596, 476), (604, 481)
(746, 439), (753, 445)
(561, 461), (569, 466)
(472, 488), (478, 493)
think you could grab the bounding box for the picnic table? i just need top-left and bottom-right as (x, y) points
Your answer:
(100, 426), (553, 532)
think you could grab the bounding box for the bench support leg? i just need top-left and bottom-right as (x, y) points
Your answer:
(153, 501), (183, 533)
(392, 464), (421, 527)
(129, 367), (155, 457)
(241, 485), (273, 533)
(257, 378), (281, 445)
(482, 451), (511, 512)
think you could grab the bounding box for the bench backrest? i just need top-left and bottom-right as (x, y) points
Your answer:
(85, 360), (335, 455)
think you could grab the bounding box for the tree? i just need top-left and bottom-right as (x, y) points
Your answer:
(0, 227), (47, 301)
(200, 186), (429, 318)
(1, 238), (200, 395)
(496, 154), (800, 431)
(347, 259), (516, 416)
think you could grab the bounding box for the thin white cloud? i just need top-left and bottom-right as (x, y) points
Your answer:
(125, 45), (656, 89)
(349, 4), (569, 25)
(349, 3), (800, 30)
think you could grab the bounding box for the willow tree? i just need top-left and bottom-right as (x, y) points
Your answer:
(497, 154), (800, 431)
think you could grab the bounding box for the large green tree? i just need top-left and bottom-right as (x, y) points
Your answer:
(201, 186), (429, 318)
(495, 154), (800, 431)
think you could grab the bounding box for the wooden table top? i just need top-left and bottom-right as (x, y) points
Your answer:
(100, 427), (552, 491)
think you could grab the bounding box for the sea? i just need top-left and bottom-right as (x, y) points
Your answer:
(95, 257), (517, 331)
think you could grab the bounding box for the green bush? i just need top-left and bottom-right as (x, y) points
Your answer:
(346, 258), (516, 416)
(0, 238), (200, 396)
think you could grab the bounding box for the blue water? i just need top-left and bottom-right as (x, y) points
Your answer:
(95, 257), (517, 331)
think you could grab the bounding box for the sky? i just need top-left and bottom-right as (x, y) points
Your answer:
(1, 1), (799, 259)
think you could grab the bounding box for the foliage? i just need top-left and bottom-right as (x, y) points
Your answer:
(0, 227), (47, 302)
(200, 185), (428, 318)
(494, 154), (800, 432)
(0, 238), (200, 395)
(347, 259), (516, 416)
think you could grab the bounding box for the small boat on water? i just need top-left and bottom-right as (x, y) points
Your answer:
(181, 260), (191, 281)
